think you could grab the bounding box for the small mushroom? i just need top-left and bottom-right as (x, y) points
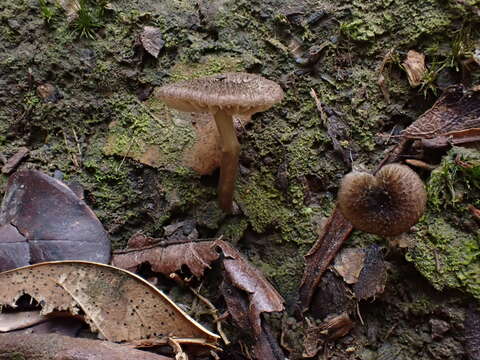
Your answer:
(156, 72), (284, 212)
(337, 164), (427, 236)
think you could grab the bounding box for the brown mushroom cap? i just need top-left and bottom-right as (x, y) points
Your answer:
(337, 164), (427, 237)
(156, 72), (284, 115)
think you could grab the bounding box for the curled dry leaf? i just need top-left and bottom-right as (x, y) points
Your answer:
(0, 261), (219, 346)
(402, 50), (426, 87)
(402, 85), (480, 139)
(1, 147), (29, 174)
(58, 0), (81, 22)
(333, 248), (365, 284)
(0, 333), (173, 360)
(113, 238), (284, 336)
(140, 26), (165, 58)
(0, 170), (110, 271)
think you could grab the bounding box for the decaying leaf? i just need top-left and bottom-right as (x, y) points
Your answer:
(0, 170), (110, 271)
(1, 147), (29, 174)
(303, 313), (354, 357)
(0, 261), (219, 346)
(58, 0), (80, 22)
(402, 85), (480, 139)
(353, 245), (387, 300)
(0, 333), (173, 360)
(113, 238), (284, 336)
(333, 248), (365, 284)
(140, 26), (165, 58)
(0, 311), (47, 332)
(402, 50), (426, 87)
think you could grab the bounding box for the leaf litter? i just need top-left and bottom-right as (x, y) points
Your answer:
(0, 261), (219, 347)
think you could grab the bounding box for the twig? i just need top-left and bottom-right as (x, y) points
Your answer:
(190, 285), (230, 345)
(309, 88), (327, 124)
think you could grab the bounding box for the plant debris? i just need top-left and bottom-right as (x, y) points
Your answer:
(402, 50), (426, 87)
(352, 245), (387, 300)
(113, 237), (284, 336)
(0, 261), (220, 346)
(333, 248), (365, 284)
(0, 333), (173, 360)
(303, 312), (354, 358)
(0, 311), (47, 332)
(140, 26), (165, 58)
(0, 170), (110, 270)
(1, 147), (29, 174)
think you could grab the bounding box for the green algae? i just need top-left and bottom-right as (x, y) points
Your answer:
(407, 147), (480, 299)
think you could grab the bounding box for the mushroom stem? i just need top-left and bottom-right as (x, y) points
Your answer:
(213, 111), (240, 212)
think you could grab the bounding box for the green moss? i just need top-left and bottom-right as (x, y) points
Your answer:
(236, 172), (316, 244)
(168, 55), (244, 82)
(407, 147), (480, 299)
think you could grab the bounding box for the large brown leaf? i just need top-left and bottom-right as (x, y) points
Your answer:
(0, 261), (219, 346)
(0, 170), (110, 271)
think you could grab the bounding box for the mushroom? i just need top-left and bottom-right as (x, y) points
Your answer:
(156, 72), (284, 212)
(337, 164), (427, 237)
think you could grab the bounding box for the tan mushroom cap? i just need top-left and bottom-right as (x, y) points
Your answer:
(156, 72), (284, 115)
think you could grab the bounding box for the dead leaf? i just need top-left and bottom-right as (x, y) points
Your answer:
(403, 50), (426, 87)
(140, 26), (165, 58)
(113, 238), (284, 336)
(333, 248), (365, 284)
(0, 170), (110, 270)
(1, 147), (29, 174)
(0, 261), (219, 346)
(0, 333), (173, 360)
(353, 245), (387, 300)
(402, 85), (480, 139)
(0, 311), (47, 332)
(299, 208), (353, 312)
(303, 312), (354, 357)
(58, 0), (80, 22)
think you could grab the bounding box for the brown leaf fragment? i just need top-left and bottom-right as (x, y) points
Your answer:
(333, 248), (366, 284)
(299, 208), (353, 312)
(353, 245), (387, 300)
(140, 26), (165, 58)
(303, 313), (354, 357)
(221, 279), (285, 360)
(113, 239), (221, 277)
(58, 0), (80, 22)
(402, 85), (480, 139)
(0, 170), (110, 269)
(0, 333), (173, 360)
(1, 147), (29, 174)
(0, 261), (220, 346)
(402, 50), (426, 87)
(465, 304), (480, 360)
(0, 311), (47, 332)
(223, 246), (285, 336)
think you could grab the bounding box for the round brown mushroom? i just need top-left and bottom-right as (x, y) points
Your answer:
(337, 164), (427, 237)
(156, 72), (284, 212)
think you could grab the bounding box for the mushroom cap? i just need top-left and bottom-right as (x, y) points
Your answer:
(156, 72), (284, 115)
(337, 164), (427, 237)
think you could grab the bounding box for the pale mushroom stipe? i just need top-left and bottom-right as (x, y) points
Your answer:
(337, 164), (427, 237)
(156, 72), (284, 212)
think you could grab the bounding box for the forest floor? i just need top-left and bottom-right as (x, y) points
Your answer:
(0, 0), (479, 359)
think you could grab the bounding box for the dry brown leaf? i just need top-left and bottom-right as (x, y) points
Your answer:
(333, 248), (365, 284)
(58, 0), (80, 22)
(0, 311), (47, 332)
(113, 238), (284, 336)
(402, 50), (426, 87)
(353, 245), (387, 300)
(140, 26), (165, 58)
(402, 85), (480, 139)
(0, 333), (173, 360)
(1, 147), (29, 174)
(0, 261), (219, 346)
